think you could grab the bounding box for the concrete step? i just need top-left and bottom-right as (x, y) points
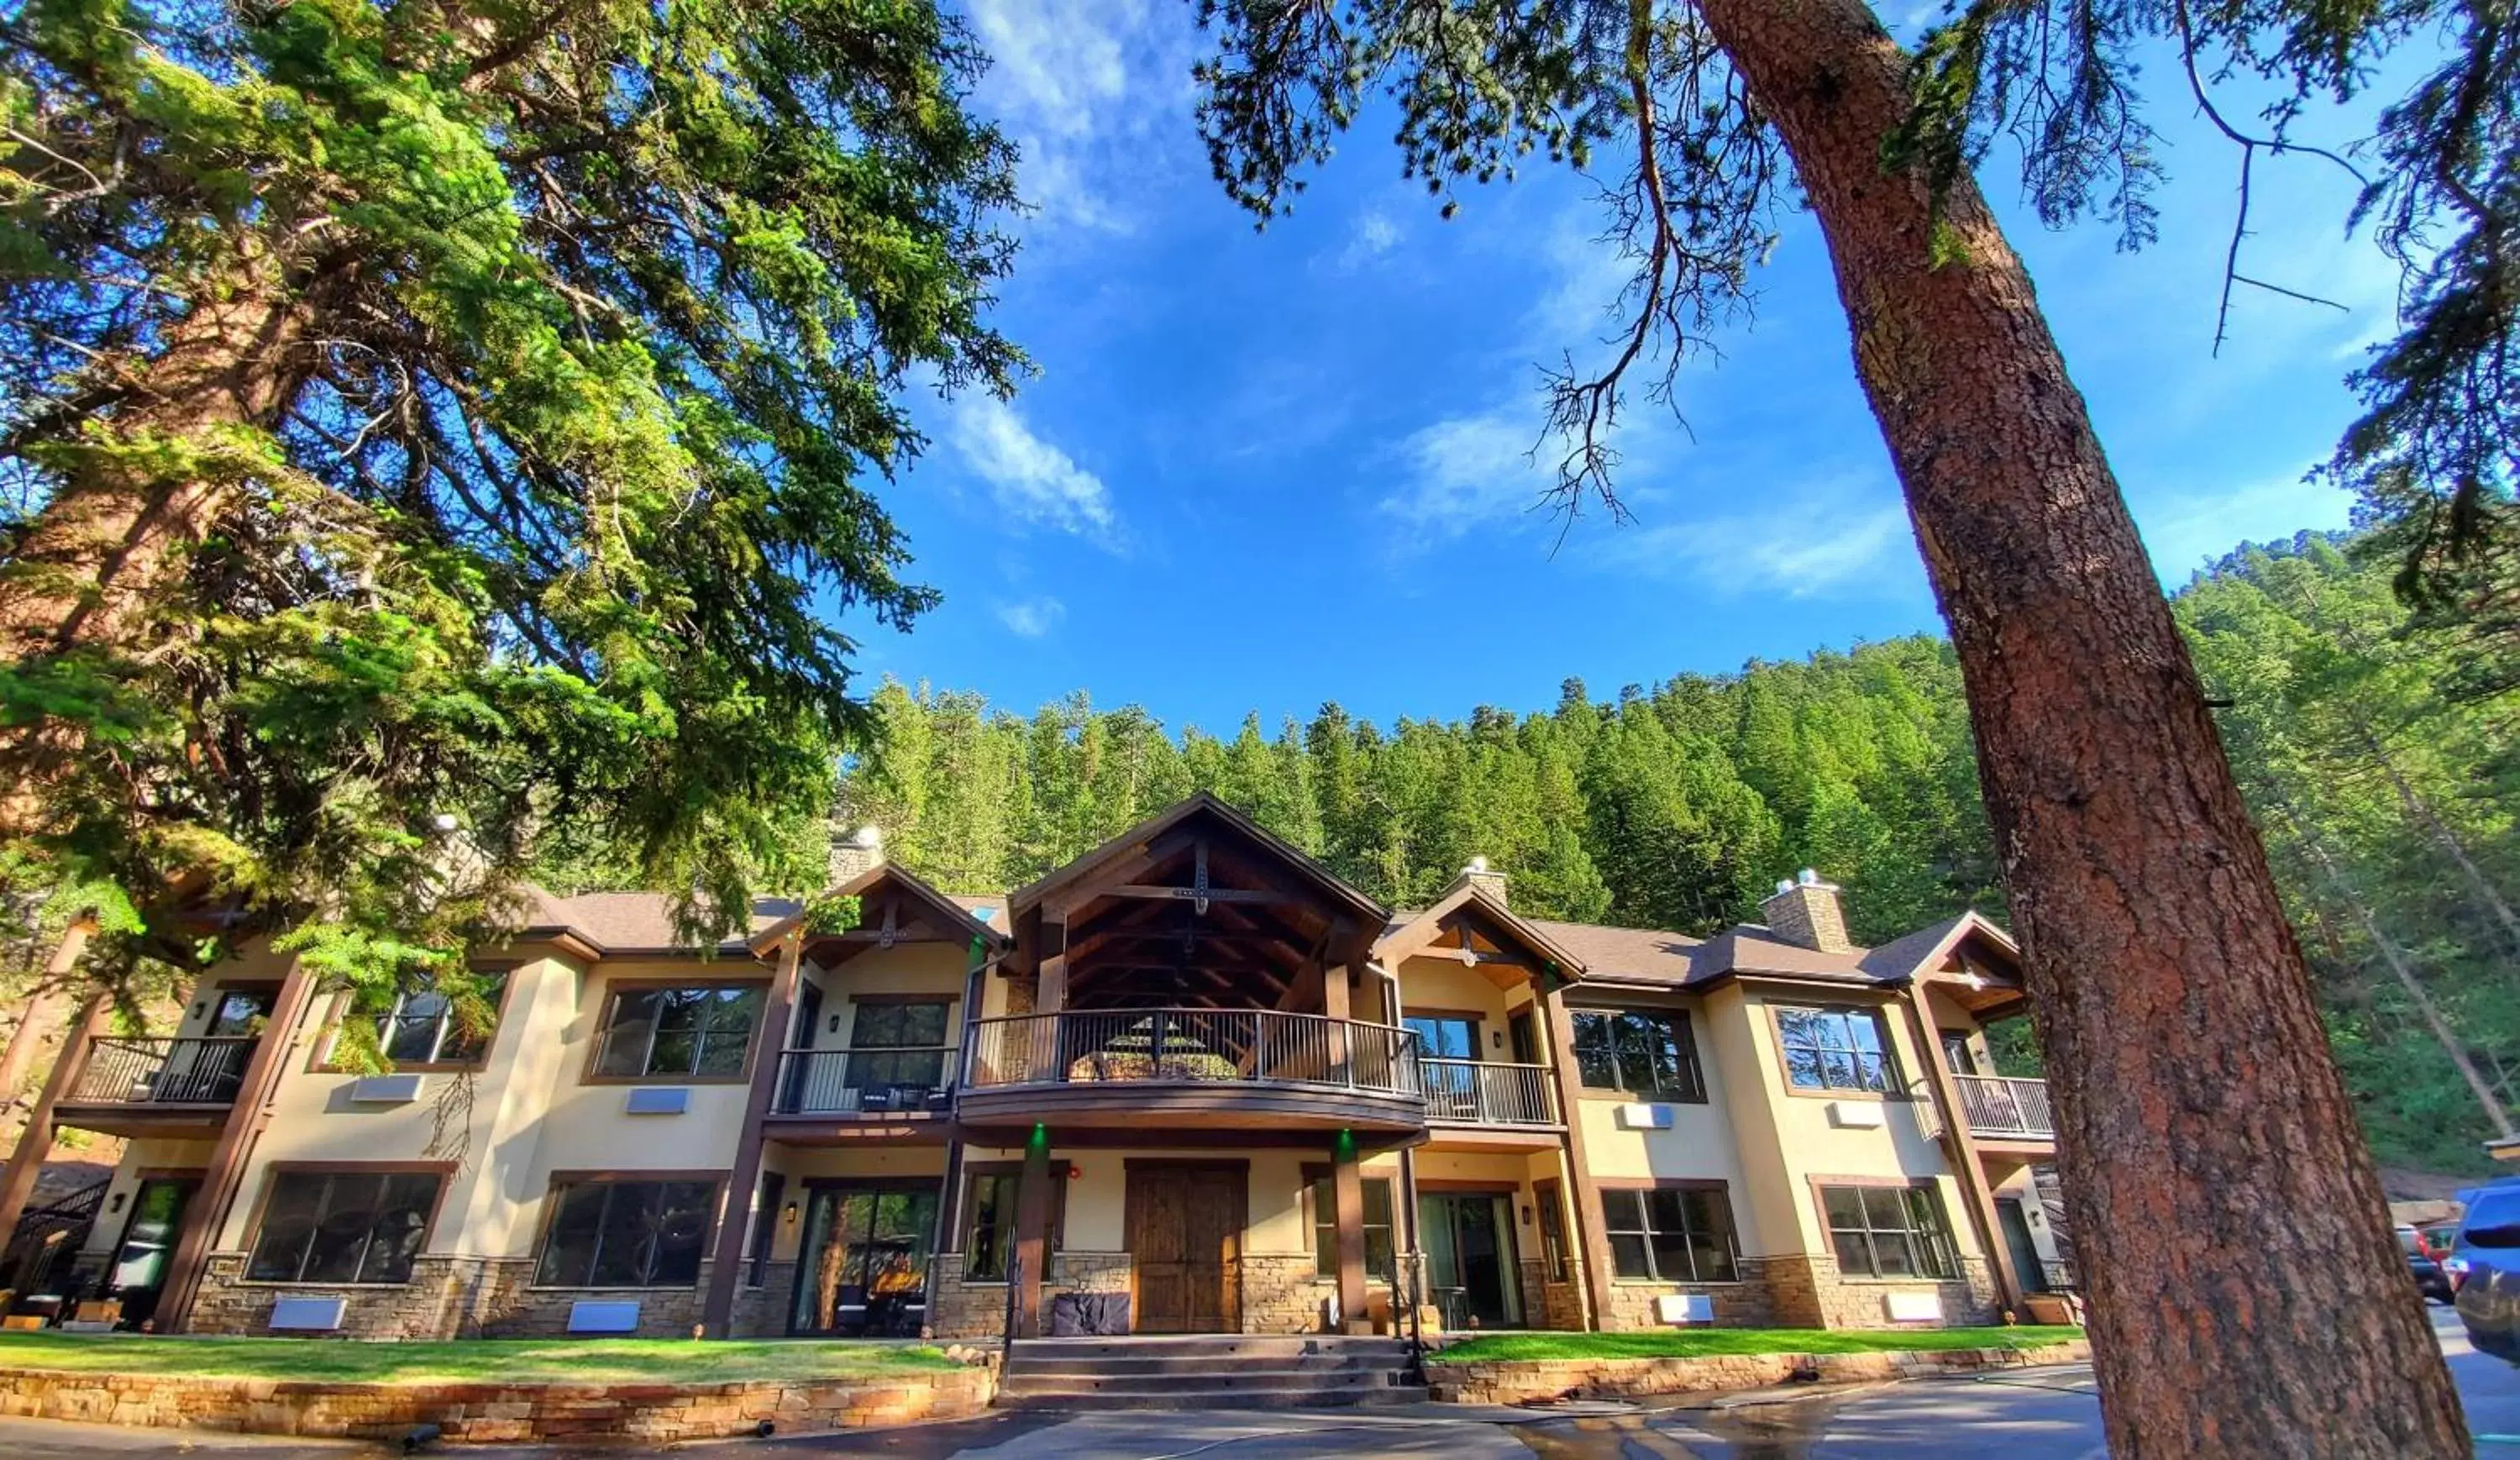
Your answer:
(996, 1382), (1432, 1412)
(1011, 1352), (1409, 1379)
(1002, 1365), (1398, 1395)
(1013, 1336), (1411, 1363)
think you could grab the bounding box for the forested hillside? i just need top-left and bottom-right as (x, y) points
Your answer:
(831, 535), (2517, 1174)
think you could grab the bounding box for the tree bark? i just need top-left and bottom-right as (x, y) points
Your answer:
(1690, 0), (2467, 1453)
(0, 252), (338, 834)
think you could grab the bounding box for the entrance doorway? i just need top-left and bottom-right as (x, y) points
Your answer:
(1996, 1196), (2046, 1295)
(788, 1180), (937, 1337)
(106, 1175), (199, 1329)
(1420, 1190), (1522, 1329)
(1126, 1163), (1243, 1333)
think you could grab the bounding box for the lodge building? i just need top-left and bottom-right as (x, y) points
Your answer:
(0, 793), (2071, 1342)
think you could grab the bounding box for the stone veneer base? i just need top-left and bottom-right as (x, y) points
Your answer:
(0, 1364), (995, 1444)
(1425, 1338), (2090, 1405)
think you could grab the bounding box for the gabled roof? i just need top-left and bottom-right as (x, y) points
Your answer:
(1375, 878), (1589, 974)
(747, 860), (1011, 958)
(1857, 909), (2019, 982)
(1009, 791), (1389, 928)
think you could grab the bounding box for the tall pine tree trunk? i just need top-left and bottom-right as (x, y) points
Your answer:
(2353, 722), (2520, 961)
(0, 251), (340, 832)
(1690, 0), (2465, 1452)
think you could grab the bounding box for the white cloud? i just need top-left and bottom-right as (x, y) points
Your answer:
(1377, 407), (1558, 549)
(1597, 477), (1920, 600)
(2134, 466), (2353, 583)
(995, 596), (1067, 638)
(949, 397), (1120, 543)
(963, 0), (1196, 233)
(1323, 209), (1402, 274)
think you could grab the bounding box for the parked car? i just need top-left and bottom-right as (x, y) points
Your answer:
(2402, 1224), (2453, 1303)
(2450, 1180), (2520, 1363)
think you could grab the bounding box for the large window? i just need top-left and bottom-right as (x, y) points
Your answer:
(1775, 1006), (1897, 1093)
(1601, 1185), (1738, 1284)
(1572, 1009), (1707, 1102)
(377, 973), (506, 1066)
(534, 1179), (719, 1288)
(1309, 1173), (1398, 1284)
(848, 1000), (953, 1092)
(1820, 1184), (1960, 1279)
(961, 1168), (1063, 1282)
(593, 985), (764, 1079)
(246, 1169), (444, 1285)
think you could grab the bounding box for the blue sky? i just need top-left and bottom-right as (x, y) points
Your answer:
(843, 2), (2397, 734)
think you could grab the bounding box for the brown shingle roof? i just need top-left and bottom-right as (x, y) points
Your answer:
(517, 889), (798, 953)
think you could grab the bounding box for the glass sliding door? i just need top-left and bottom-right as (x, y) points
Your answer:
(106, 1176), (198, 1329)
(789, 1181), (937, 1337)
(1419, 1191), (1523, 1330)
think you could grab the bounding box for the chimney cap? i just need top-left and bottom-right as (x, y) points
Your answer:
(1775, 879), (1794, 895)
(1467, 855), (1490, 875)
(1797, 867), (1820, 885)
(839, 825), (883, 849)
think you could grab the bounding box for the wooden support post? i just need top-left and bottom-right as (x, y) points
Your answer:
(1899, 985), (2024, 1315)
(1325, 958), (1354, 1085)
(1395, 1144), (1423, 1326)
(0, 920), (93, 1109)
(701, 927), (807, 1337)
(1332, 1140), (1369, 1333)
(1013, 1131), (1053, 1338)
(0, 989), (111, 1243)
(158, 958), (318, 1333)
(1034, 916), (1067, 1084)
(1537, 984), (1616, 1331)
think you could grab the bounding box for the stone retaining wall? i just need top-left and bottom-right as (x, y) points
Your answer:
(1425, 1337), (2090, 1405)
(0, 1363), (994, 1444)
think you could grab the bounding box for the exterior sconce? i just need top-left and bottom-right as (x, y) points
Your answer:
(108, 1192), (126, 1214)
(1520, 1205), (1533, 1226)
(782, 1201), (799, 1226)
(829, 1015), (844, 1034)
(1491, 1031), (1504, 1050)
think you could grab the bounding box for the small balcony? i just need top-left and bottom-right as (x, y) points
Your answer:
(1953, 1074), (2055, 1144)
(1423, 1058), (1559, 1127)
(958, 1008), (1426, 1147)
(763, 1047), (958, 1143)
(58, 1036), (256, 1135)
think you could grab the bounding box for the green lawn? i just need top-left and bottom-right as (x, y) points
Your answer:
(1432, 1326), (2085, 1363)
(0, 1332), (960, 1385)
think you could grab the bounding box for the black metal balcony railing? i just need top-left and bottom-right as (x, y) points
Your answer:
(1421, 1058), (1559, 1126)
(67, 1036), (257, 1106)
(771, 1047), (959, 1115)
(1953, 1074), (2055, 1139)
(963, 1009), (1422, 1100)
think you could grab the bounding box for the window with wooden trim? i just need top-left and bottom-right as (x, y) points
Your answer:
(1819, 1184), (1960, 1280)
(1571, 1008), (1707, 1102)
(534, 1179), (718, 1287)
(961, 1169), (1061, 1282)
(593, 985), (764, 1079)
(1940, 1032), (1977, 1077)
(246, 1170), (443, 1285)
(377, 972), (506, 1066)
(1601, 1185), (1738, 1283)
(1308, 1174), (1397, 1284)
(1775, 1005), (1897, 1093)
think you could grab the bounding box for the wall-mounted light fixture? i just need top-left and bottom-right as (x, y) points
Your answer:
(829, 1015), (844, 1035)
(108, 1192), (127, 1214)
(1520, 1205), (1533, 1226)
(1492, 1031), (1504, 1050)
(782, 1201), (800, 1226)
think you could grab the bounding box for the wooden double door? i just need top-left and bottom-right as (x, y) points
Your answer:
(1126, 1162), (1243, 1333)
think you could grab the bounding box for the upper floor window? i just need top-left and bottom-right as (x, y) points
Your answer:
(1404, 1014), (1478, 1061)
(1572, 1009), (1707, 1103)
(378, 973), (506, 1066)
(1776, 1005), (1897, 1093)
(848, 1000), (953, 1092)
(534, 1178), (718, 1288)
(593, 984), (764, 1079)
(1819, 1183), (1960, 1280)
(1940, 1031), (1977, 1077)
(1602, 1184), (1738, 1284)
(247, 1169), (443, 1285)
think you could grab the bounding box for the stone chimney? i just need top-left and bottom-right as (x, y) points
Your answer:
(826, 825), (885, 887)
(1460, 855), (1509, 910)
(1761, 869), (1851, 953)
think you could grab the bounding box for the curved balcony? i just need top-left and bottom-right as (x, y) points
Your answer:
(958, 1009), (1425, 1145)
